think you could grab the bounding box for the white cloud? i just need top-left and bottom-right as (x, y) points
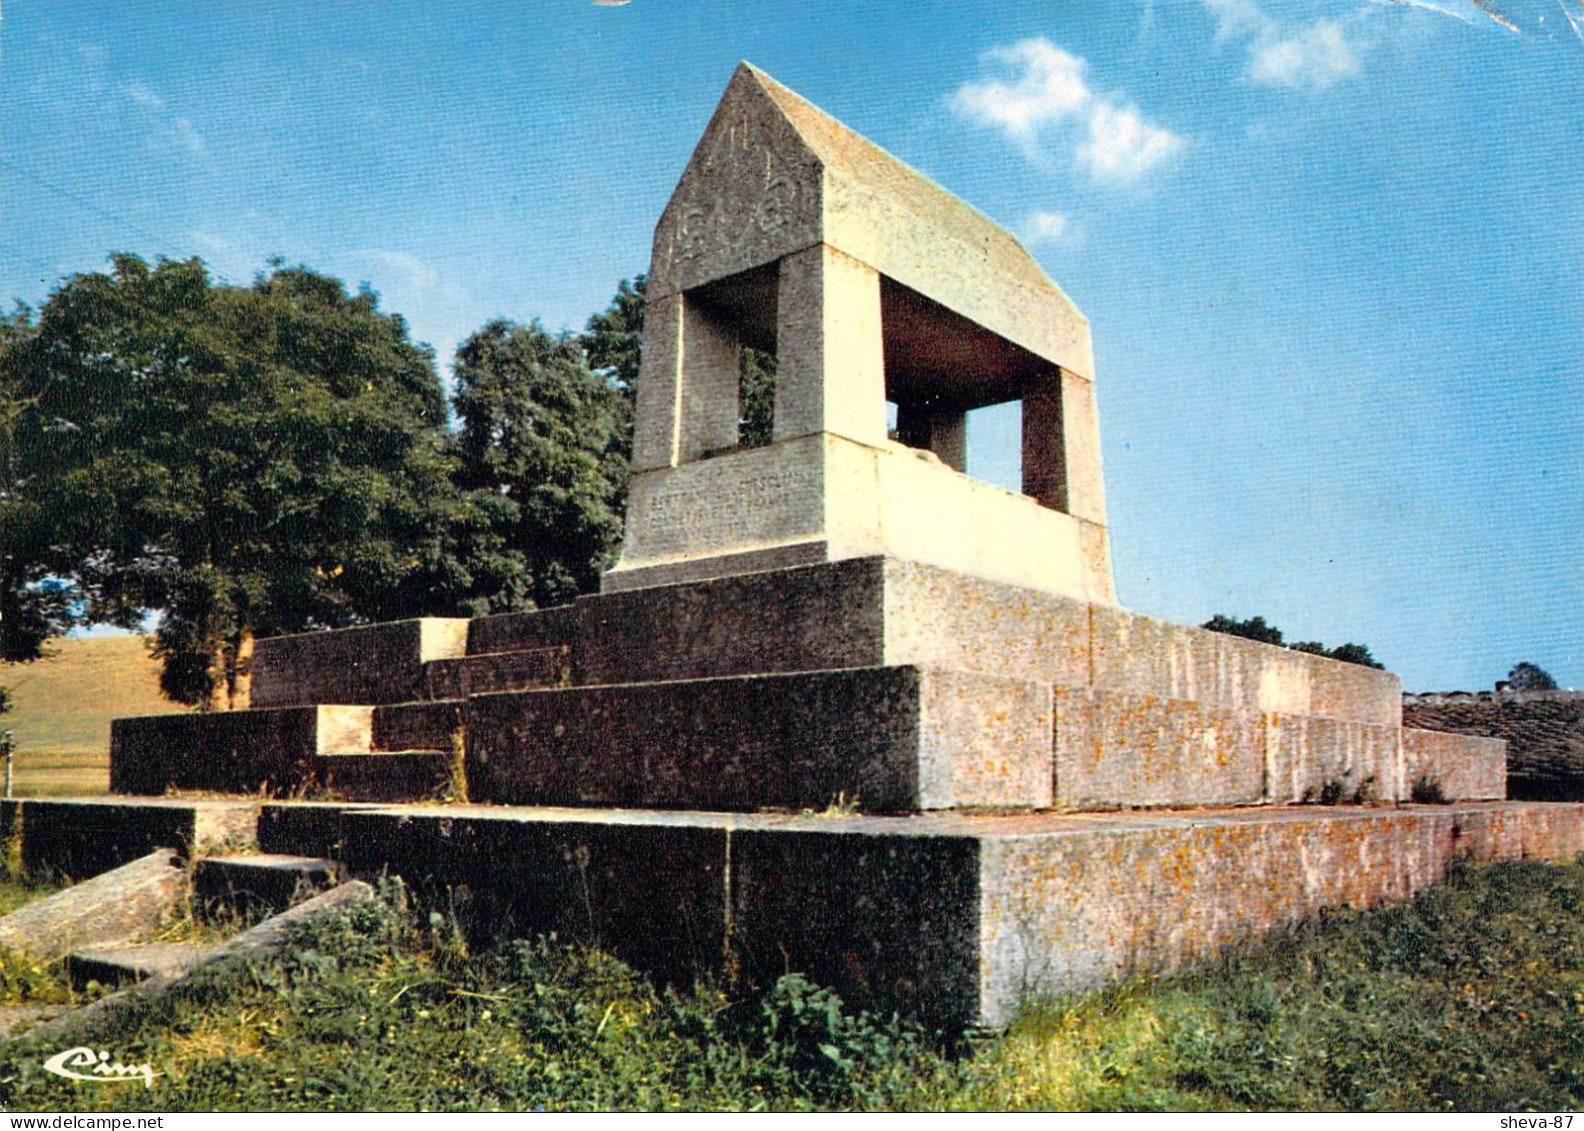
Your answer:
(949, 39), (1091, 137)
(1021, 210), (1071, 245)
(355, 249), (440, 291)
(121, 80), (166, 110)
(1248, 19), (1363, 89)
(1078, 102), (1187, 182)
(1204, 1), (1369, 91)
(170, 117), (207, 155)
(121, 79), (208, 155)
(950, 37), (1185, 184)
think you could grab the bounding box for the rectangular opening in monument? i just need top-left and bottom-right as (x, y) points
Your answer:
(966, 402), (1021, 494)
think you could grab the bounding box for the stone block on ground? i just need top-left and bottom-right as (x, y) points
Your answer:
(68, 942), (210, 991)
(1054, 689), (1266, 810)
(194, 854), (343, 922)
(111, 705), (372, 796)
(1401, 727), (1506, 801)
(0, 851), (187, 962)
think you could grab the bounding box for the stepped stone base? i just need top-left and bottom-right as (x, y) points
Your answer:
(22, 796), (1576, 1029)
(108, 557), (1503, 814)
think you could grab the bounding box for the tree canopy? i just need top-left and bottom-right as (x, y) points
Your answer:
(0, 255), (460, 708)
(1201, 614), (1384, 670)
(1506, 662), (1558, 692)
(451, 318), (623, 610)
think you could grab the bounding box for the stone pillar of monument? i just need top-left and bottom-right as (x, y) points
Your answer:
(602, 61), (1115, 607)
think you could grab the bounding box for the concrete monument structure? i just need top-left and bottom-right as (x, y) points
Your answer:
(608, 64), (1112, 605)
(11, 64), (1581, 1030)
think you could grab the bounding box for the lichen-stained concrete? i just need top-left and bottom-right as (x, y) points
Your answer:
(305, 800), (1584, 1029)
(1402, 727), (1505, 801)
(464, 665), (1052, 813)
(5, 798), (256, 880)
(0, 850), (187, 962)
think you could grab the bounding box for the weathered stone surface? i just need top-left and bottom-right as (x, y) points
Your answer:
(731, 825), (981, 1026)
(1089, 606), (1400, 726)
(313, 752), (452, 803)
(466, 603), (577, 657)
(1401, 727), (1505, 801)
(257, 802), (373, 858)
(426, 648), (567, 699)
(577, 556), (886, 686)
(112, 705), (372, 796)
(0, 851), (187, 962)
(14, 799), (256, 880)
(977, 802), (1584, 1024)
(252, 618), (468, 708)
(1055, 690), (1266, 810)
(464, 665), (1050, 813)
(68, 942), (209, 990)
(371, 700), (461, 754)
(1264, 715), (1402, 804)
(22, 882), (375, 1045)
(195, 853), (343, 921)
(295, 801), (1584, 1028)
(338, 808), (728, 983)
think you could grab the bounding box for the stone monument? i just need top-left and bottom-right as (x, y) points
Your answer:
(608, 63), (1111, 606)
(14, 62), (1574, 1029)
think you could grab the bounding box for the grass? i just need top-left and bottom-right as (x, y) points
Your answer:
(0, 635), (188, 797)
(2, 856), (1584, 1111)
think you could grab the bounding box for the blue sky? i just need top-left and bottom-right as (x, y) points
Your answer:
(1, 0), (1579, 691)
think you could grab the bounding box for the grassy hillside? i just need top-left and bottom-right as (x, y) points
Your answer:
(0, 635), (188, 797)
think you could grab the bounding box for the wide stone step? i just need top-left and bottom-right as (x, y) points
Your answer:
(372, 700), (461, 753)
(464, 664), (1053, 814)
(68, 942), (212, 991)
(425, 647), (567, 699)
(313, 750), (452, 802)
(194, 853), (344, 922)
(466, 604), (577, 657)
(333, 799), (1584, 1029)
(1, 798), (257, 880)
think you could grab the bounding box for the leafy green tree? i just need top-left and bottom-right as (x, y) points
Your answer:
(581, 274), (777, 466)
(1290, 640), (1385, 670)
(451, 319), (623, 609)
(0, 304), (76, 664)
(1507, 662), (1558, 691)
(1201, 614), (1285, 647)
(3, 255), (459, 709)
(1204, 614), (1384, 669)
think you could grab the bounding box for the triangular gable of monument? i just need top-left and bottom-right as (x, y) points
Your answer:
(649, 64), (825, 299)
(651, 63), (1091, 378)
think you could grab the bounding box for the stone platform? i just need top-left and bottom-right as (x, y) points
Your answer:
(6, 795), (1580, 1028)
(111, 557), (1504, 813)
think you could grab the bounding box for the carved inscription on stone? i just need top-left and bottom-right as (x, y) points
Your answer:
(652, 91), (820, 294)
(627, 456), (823, 561)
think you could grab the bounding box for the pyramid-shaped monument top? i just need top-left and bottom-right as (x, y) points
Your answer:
(609, 64), (1113, 605)
(648, 62), (1091, 379)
